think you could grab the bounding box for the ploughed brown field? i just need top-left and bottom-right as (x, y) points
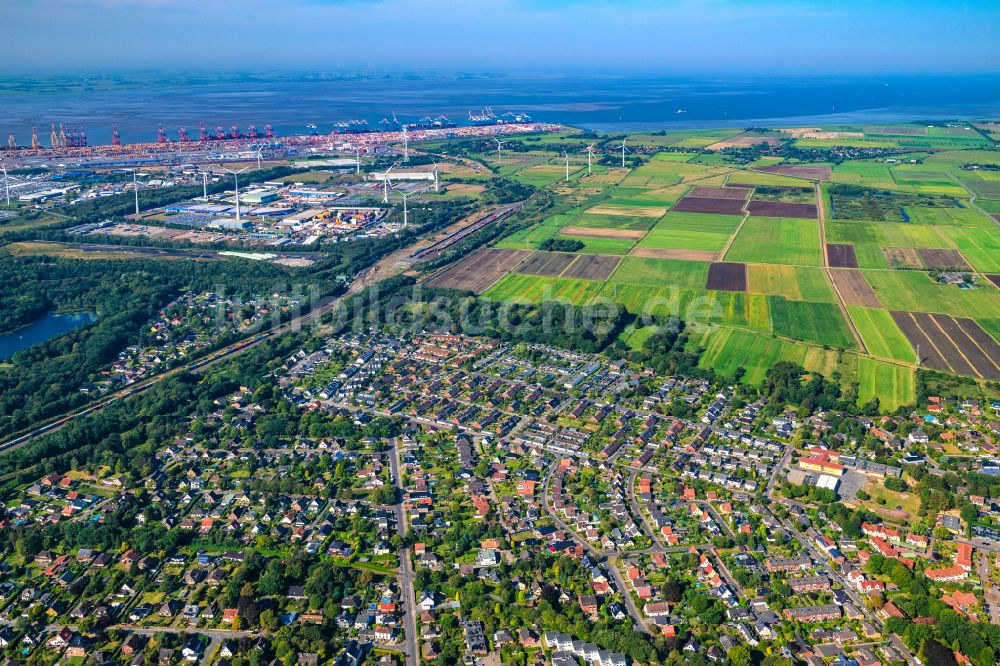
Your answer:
(746, 200), (817, 219)
(560, 226), (646, 240)
(827, 243), (859, 268)
(672, 196), (747, 215)
(992, 214), (1000, 224)
(630, 247), (720, 261)
(561, 254), (622, 281)
(515, 251), (578, 277)
(754, 165), (832, 181)
(883, 247), (924, 270)
(986, 275), (1000, 288)
(891, 311), (1000, 380)
(426, 248), (530, 293)
(706, 262), (748, 291)
(830, 269), (881, 307)
(688, 186), (749, 200)
(916, 248), (970, 270)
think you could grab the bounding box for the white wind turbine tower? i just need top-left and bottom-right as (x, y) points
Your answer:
(402, 125), (409, 161)
(493, 137), (504, 166)
(255, 146), (263, 171)
(355, 147), (362, 174)
(1, 161), (9, 206)
(382, 163), (396, 204)
(201, 171), (208, 198)
(222, 165), (250, 221)
(621, 138), (629, 168)
(126, 169), (140, 217)
(562, 151), (570, 182)
(400, 189), (412, 227)
(585, 144), (595, 175)
(432, 161), (440, 192)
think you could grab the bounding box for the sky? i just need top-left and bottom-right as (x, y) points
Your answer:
(3, 0), (999, 76)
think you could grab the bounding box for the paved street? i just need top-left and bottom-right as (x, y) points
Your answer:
(389, 439), (420, 665)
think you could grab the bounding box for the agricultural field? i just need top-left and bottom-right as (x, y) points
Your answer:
(769, 298), (857, 349)
(608, 257), (710, 290)
(724, 217), (822, 266)
(891, 311), (1000, 380)
(864, 270), (1000, 319)
(482, 273), (604, 305)
(423, 123), (1000, 405)
(426, 247), (530, 292)
(904, 205), (994, 227)
(636, 211), (741, 254)
(747, 265), (837, 302)
(690, 326), (845, 385)
(855, 358), (916, 413)
(847, 307), (915, 362)
(556, 234), (637, 255)
(943, 227), (1000, 272)
(494, 212), (574, 249)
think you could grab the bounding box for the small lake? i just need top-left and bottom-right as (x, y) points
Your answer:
(0, 311), (96, 360)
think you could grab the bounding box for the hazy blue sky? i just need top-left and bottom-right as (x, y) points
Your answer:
(4, 0), (998, 75)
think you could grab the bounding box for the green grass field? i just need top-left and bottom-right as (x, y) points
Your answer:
(747, 265), (837, 303)
(494, 213), (573, 249)
(570, 212), (661, 231)
(863, 270), (1000, 318)
(608, 257), (710, 289)
(769, 298), (857, 349)
(482, 274), (603, 305)
(555, 235), (636, 255)
(847, 307), (916, 362)
(904, 205), (994, 228)
(637, 212), (742, 252)
(725, 217), (822, 266)
(824, 221), (950, 249)
(857, 358), (915, 411)
(941, 227), (1000, 273)
(691, 326), (845, 384)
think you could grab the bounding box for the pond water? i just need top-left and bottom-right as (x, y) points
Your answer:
(0, 311), (96, 360)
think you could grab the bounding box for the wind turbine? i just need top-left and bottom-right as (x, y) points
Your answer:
(1, 161), (9, 206)
(355, 147), (362, 174)
(382, 163), (396, 204)
(562, 151), (570, 182)
(585, 144), (595, 175)
(255, 146), (263, 171)
(402, 125), (409, 161)
(127, 169), (140, 217)
(493, 137), (503, 166)
(621, 138), (629, 168)
(432, 161), (440, 192)
(400, 189), (411, 227)
(201, 171), (208, 198)
(222, 165), (250, 221)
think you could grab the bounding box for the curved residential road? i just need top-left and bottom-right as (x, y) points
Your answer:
(541, 461), (651, 635)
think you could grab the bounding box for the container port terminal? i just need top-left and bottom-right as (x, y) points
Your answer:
(0, 114), (559, 169)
